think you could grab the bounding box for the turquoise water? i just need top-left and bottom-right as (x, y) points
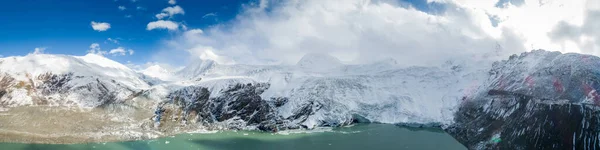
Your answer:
(0, 124), (465, 150)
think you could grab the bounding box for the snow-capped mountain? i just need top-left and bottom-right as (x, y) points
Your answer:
(3, 50), (600, 149)
(446, 50), (600, 149)
(146, 52), (491, 130)
(0, 53), (149, 107)
(1, 52), (489, 130)
(140, 64), (175, 81)
(296, 53), (344, 72)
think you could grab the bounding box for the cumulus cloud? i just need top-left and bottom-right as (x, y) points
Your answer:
(151, 0), (599, 67)
(168, 0), (176, 5)
(155, 5), (184, 19)
(548, 8), (600, 54)
(155, 13), (169, 19)
(185, 29), (203, 35)
(202, 13), (217, 18)
(91, 21), (111, 32)
(31, 47), (46, 54)
(118, 6), (126, 10)
(147, 20), (179, 31)
(110, 47), (134, 56)
(109, 47), (127, 55)
(449, 0), (592, 54)
(107, 38), (119, 44)
(88, 43), (107, 55)
(158, 0), (528, 66)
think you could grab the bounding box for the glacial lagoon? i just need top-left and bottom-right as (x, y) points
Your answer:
(0, 124), (466, 150)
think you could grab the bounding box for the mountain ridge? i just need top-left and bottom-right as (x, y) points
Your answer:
(2, 50), (600, 149)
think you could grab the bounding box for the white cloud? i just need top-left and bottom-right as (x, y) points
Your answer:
(185, 29), (203, 35)
(154, 0), (598, 67)
(88, 43), (107, 55)
(448, 0), (593, 54)
(155, 5), (184, 19)
(160, 0), (526, 66)
(202, 13), (217, 18)
(147, 20), (179, 31)
(107, 38), (119, 44)
(125, 15), (132, 18)
(548, 3), (600, 55)
(155, 13), (169, 19)
(136, 6), (145, 10)
(91, 21), (111, 32)
(118, 6), (126, 10)
(31, 47), (46, 54)
(109, 47), (127, 56)
(168, 0), (176, 5)
(109, 47), (135, 56)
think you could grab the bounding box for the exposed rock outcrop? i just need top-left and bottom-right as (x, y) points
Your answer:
(152, 83), (352, 132)
(446, 50), (600, 149)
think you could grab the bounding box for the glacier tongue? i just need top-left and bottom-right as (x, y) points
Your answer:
(153, 53), (491, 129)
(7, 50), (600, 145)
(0, 52), (492, 130)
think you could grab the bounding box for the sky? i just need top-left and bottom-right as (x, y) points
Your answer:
(0, 0), (598, 69)
(0, 0), (250, 65)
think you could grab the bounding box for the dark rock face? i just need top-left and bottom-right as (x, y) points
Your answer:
(447, 50), (600, 149)
(0, 72), (138, 107)
(269, 97), (288, 107)
(155, 83), (291, 131)
(36, 72), (73, 95)
(211, 83), (276, 125)
(286, 101), (322, 126)
(0, 74), (14, 99)
(447, 90), (600, 149)
(156, 83), (353, 132)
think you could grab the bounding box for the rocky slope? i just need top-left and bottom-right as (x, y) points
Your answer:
(3, 50), (600, 149)
(446, 50), (600, 149)
(0, 54), (148, 108)
(150, 53), (490, 130)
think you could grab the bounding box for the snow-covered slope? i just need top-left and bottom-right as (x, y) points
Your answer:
(4, 50), (600, 147)
(159, 53), (490, 129)
(0, 54), (149, 107)
(176, 59), (216, 80)
(140, 64), (176, 81)
(296, 53), (343, 72)
(7, 50), (592, 134)
(447, 50), (600, 149)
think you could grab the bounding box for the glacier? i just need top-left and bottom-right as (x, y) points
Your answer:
(153, 53), (491, 129)
(2, 50), (600, 148)
(0, 52), (490, 129)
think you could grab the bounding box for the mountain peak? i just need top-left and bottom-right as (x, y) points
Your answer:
(296, 53), (343, 71)
(141, 64), (175, 81)
(78, 53), (132, 71)
(176, 59), (217, 79)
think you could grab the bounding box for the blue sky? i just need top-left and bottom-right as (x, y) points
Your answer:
(0, 0), (251, 64)
(0, 0), (595, 67)
(0, 0), (445, 65)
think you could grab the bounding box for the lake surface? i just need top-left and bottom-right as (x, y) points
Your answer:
(0, 124), (465, 150)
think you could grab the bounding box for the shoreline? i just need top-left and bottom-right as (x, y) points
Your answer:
(0, 106), (449, 145)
